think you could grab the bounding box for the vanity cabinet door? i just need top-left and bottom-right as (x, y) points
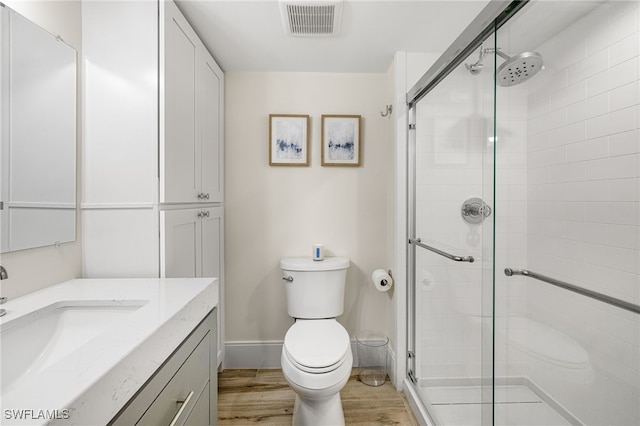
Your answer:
(161, 207), (223, 280)
(161, 0), (223, 205)
(201, 206), (224, 365)
(201, 207), (222, 280)
(199, 51), (224, 204)
(163, 206), (224, 366)
(161, 208), (202, 278)
(161, 0), (199, 204)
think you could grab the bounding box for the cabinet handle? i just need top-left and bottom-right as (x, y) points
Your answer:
(168, 390), (194, 426)
(197, 193), (210, 201)
(197, 211), (210, 219)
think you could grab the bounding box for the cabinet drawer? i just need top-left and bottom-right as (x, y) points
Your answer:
(137, 333), (209, 425)
(185, 383), (210, 426)
(110, 310), (216, 426)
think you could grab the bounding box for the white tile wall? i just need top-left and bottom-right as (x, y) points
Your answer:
(525, 2), (639, 424)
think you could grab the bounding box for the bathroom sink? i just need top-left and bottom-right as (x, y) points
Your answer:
(0, 300), (147, 393)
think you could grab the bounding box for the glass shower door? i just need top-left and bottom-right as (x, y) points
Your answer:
(409, 1), (640, 425)
(408, 34), (498, 426)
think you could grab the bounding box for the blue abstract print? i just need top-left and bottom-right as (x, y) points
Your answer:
(275, 119), (304, 160)
(326, 120), (356, 161)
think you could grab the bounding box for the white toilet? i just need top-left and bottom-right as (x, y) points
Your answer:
(280, 256), (352, 426)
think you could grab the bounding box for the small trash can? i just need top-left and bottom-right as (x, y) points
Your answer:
(355, 330), (388, 387)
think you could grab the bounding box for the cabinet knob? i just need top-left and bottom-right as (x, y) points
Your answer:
(197, 192), (210, 200)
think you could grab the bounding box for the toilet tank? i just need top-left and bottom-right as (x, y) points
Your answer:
(280, 257), (350, 319)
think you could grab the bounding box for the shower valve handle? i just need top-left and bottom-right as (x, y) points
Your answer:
(461, 197), (492, 224)
(463, 203), (491, 218)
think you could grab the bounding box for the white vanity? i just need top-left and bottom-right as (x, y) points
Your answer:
(0, 278), (218, 425)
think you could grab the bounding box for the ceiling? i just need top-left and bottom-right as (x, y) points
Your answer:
(175, 0), (490, 73)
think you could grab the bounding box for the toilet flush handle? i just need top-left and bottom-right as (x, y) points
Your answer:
(283, 276), (294, 282)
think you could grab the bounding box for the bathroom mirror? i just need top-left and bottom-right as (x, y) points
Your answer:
(0, 4), (77, 253)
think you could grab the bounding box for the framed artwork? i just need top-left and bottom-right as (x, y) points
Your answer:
(321, 115), (361, 166)
(269, 114), (310, 166)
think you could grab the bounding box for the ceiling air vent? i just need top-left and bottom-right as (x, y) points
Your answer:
(279, 0), (343, 37)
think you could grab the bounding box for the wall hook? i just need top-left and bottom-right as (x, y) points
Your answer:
(380, 104), (393, 117)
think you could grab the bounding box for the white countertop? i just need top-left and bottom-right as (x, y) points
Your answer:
(0, 278), (218, 425)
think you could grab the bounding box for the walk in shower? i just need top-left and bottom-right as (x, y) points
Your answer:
(407, 1), (639, 425)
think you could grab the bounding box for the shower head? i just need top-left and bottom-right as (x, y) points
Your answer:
(495, 51), (543, 87)
(465, 46), (544, 87)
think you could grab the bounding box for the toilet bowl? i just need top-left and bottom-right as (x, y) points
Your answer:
(280, 256), (352, 425)
(281, 319), (353, 425)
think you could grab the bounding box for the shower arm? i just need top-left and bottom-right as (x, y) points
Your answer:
(466, 47), (511, 71)
(482, 47), (511, 61)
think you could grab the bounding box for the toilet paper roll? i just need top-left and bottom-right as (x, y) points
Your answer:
(372, 269), (393, 292)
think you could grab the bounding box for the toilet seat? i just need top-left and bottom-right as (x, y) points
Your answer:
(283, 319), (350, 373)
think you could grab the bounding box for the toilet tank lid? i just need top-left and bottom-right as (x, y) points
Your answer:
(280, 256), (350, 271)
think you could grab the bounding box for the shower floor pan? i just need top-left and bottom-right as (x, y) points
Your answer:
(418, 379), (579, 426)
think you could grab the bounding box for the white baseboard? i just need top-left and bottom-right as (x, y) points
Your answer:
(387, 345), (397, 386)
(224, 341), (284, 369)
(224, 340), (397, 375)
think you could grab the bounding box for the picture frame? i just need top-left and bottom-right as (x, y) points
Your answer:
(321, 115), (361, 167)
(269, 114), (310, 166)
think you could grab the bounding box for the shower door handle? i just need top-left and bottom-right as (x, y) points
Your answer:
(409, 238), (474, 263)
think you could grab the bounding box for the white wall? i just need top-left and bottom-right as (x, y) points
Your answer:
(224, 72), (393, 366)
(0, 0), (82, 300)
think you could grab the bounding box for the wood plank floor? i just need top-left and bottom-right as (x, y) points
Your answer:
(218, 368), (418, 425)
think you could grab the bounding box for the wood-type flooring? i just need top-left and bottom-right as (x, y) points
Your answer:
(218, 369), (419, 425)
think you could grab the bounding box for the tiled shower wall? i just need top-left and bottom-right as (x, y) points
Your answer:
(524, 2), (639, 424)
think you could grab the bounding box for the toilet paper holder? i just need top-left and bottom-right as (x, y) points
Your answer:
(372, 269), (394, 292)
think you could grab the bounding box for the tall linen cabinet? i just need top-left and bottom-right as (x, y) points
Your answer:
(81, 0), (225, 366)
